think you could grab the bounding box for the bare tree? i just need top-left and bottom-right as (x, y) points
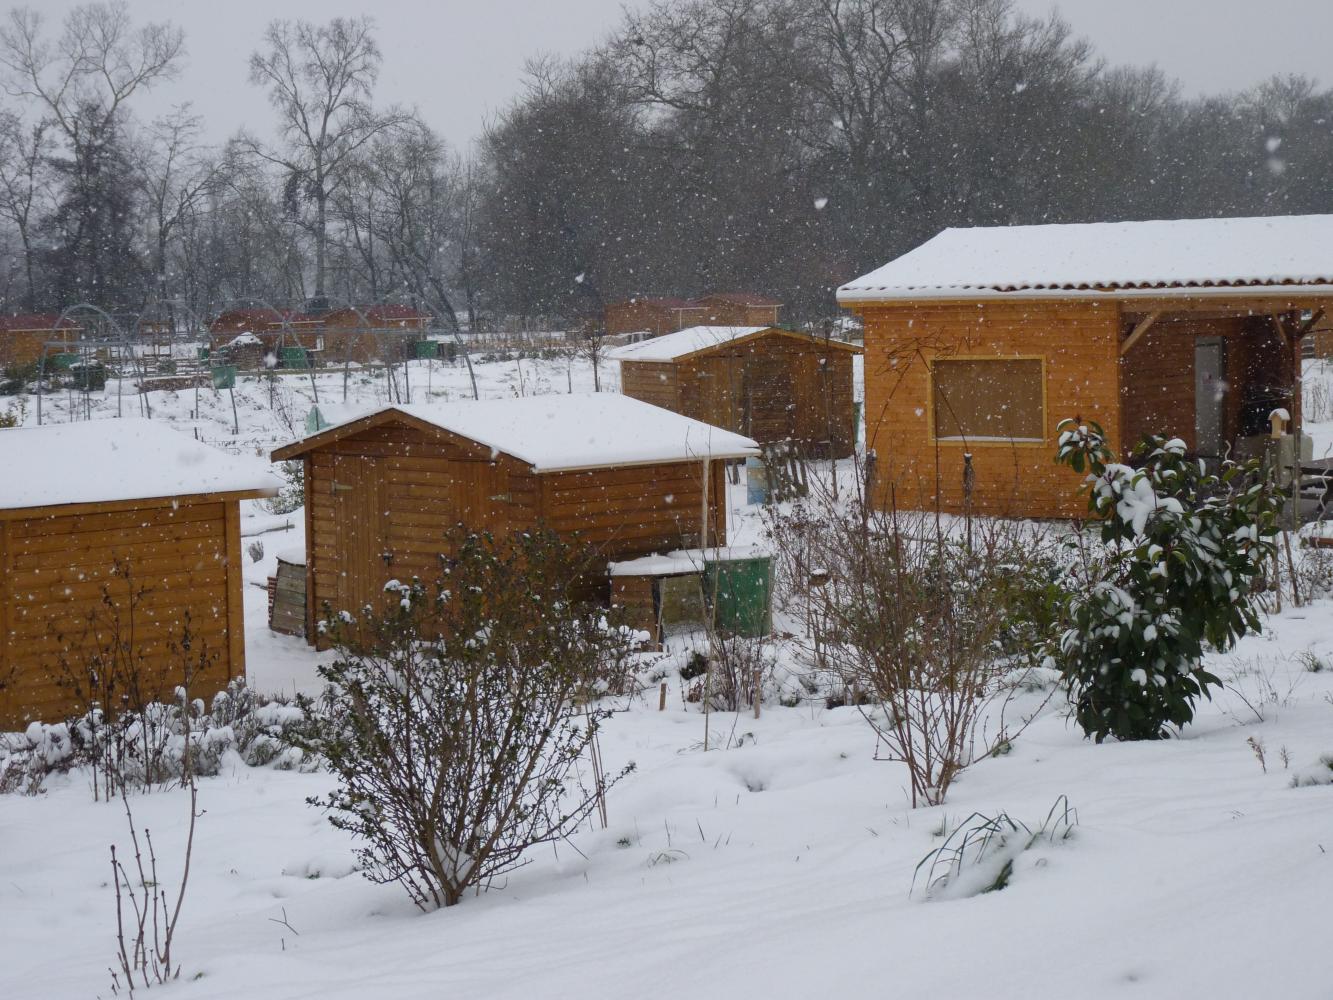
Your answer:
(134, 105), (220, 303)
(244, 16), (411, 304)
(0, 111), (51, 310)
(0, 2), (183, 157)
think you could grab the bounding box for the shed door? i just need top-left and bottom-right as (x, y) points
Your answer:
(698, 357), (747, 434)
(1194, 337), (1226, 459)
(330, 454), (388, 621)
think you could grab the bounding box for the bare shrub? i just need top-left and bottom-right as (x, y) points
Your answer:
(294, 528), (641, 910)
(766, 475), (1062, 806)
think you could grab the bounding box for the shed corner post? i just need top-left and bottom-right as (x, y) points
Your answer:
(304, 454), (317, 647)
(0, 519), (9, 711)
(224, 499), (247, 682)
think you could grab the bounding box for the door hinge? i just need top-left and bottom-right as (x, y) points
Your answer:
(331, 482), (354, 493)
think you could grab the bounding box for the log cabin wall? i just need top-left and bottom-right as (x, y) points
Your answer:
(858, 300), (1120, 519)
(0, 497), (243, 730)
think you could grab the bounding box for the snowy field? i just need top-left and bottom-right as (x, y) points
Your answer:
(2, 355), (1332, 999)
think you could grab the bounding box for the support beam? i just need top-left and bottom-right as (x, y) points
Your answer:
(1119, 310), (1163, 357)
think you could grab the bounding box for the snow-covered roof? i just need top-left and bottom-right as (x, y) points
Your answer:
(837, 214), (1333, 303)
(605, 326), (770, 362)
(277, 393), (759, 471)
(0, 419), (280, 511)
(607, 544), (771, 577)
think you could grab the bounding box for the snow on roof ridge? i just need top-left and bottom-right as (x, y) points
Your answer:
(837, 213), (1333, 301)
(302, 392), (759, 471)
(0, 418), (280, 510)
(605, 325), (769, 362)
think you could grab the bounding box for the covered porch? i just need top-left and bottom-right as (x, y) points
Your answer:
(1118, 294), (1331, 517)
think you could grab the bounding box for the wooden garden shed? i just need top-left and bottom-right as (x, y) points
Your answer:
(608, 326), (861, 457)
(0, 313), (80, 368)
(321, 305), (431, 365)
(0, 420), (278, 730)
(604, 297), (707, 337)
(837, 214), (1333, 519)
(208, 308), (322, 353)
(694, 293), (783, 327)
(271, 393), (758, 647)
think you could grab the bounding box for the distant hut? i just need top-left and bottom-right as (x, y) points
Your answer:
(604, 297), (707, 338)
(270, 393), (758, 647)
(838, 214), (1333, 519)
(608, 326), (861, 457)
(694, 293), (783, 328)
(321, 304), (431, 365)
(0, 314), (81, 368)
(208, 308), (323, 364)
(0, 420), (278, 730)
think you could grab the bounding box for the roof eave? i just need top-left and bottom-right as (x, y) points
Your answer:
(836, 282), (1333, 305)
(532, 447), (760, 474)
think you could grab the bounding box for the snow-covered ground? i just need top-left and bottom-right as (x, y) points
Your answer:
(3, 599), (1332, 999)
(2, 354), (1331, 999)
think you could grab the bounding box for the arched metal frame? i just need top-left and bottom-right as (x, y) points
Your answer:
(37, 304), (134, 426)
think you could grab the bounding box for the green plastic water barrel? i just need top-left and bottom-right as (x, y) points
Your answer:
(414, 340), (440, 359)
(703, 556), (773, 637)
(280, 346), (310, 369)
(211, 364), (237, 390)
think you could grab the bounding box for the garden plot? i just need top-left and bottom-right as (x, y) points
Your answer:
(2, 604), (1332, 999)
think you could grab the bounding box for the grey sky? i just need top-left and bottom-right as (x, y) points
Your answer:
(21, 0), (1333, 153)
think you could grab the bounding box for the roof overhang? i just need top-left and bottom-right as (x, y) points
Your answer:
(836, 283), (1333, 306)
(0, 487), (277, 522)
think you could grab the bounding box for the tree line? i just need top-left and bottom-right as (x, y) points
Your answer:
(1, 0), (1331, 332)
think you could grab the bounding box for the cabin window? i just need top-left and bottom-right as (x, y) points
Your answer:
(931, 358), (1044, 442)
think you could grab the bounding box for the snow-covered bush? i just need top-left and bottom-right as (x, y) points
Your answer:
(1052, 419), (1282, 742)
(294, 529), (640, 910)
(0, 678), (312, 796)
(266, 460), (305, 515)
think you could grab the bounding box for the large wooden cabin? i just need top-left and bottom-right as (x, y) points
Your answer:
(838, 214), (1333, 519)
(271, 393), (758, 647)
(608, 326), (861, 457)
(0, 420), (277, 730)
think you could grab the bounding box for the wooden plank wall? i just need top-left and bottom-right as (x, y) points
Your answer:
(305, 423), (538, 635)
(674, 336), (857, 456)
(619, 360), (679, 410)
(858, 300), (1120, 519)
(0, 501), (237, 730)
(540, 459), (725, 560)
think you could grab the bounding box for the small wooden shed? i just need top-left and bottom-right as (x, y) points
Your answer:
(694, 293), (783, 328)
(0, 420), (278, 730)
(0, 314), (80, 368)
(604, 297), (707, 337)
(271, 393), (758, 647)
(208, 308), (322, 353)
(608, 326), (862, 457)
(321, 305), (431, 365)
(837, 214), (1333, 519)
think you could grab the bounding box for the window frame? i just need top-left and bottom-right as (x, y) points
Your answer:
(926, 354), (1048, 447)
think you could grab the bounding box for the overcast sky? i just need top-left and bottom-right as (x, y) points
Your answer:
(21, 0), (1333, 153)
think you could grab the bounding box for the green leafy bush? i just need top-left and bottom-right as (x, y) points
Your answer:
(1051, 419), (1282, 741)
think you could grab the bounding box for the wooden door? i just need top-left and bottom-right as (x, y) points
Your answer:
(698, 357), (747, 433)
(1194, 337), (1226, 460)
(329, 454), (388, 621)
